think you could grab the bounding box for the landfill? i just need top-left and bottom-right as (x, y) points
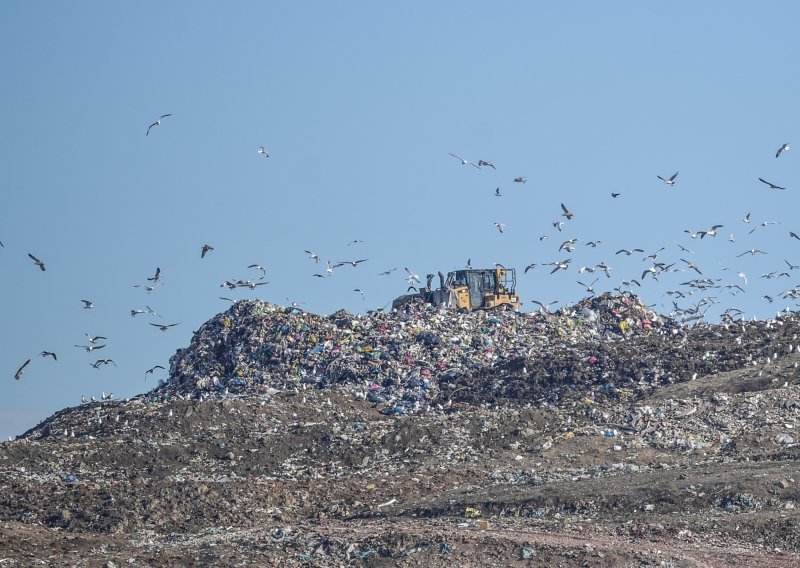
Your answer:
(1, 293), (799, 566)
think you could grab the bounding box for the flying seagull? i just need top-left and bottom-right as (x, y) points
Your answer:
(75, 344), (106, 352)
(85, 334), (107, 344)
(758, 177), (786, 190)
(737, 248), (767, 257)
(377, 267), (397, 276)
(80, 299), (94, 309)
(201, 244), (214, 258)
(698, 225), (723, 238)
(790, 232), (800, 241)
(40, 351), (57, 361)
(146, 113), (172, 136)
(477, 159), (496, 169)
(495, 187), (502, 197)
(494, 222), (505, 234)
(776, 143), (790, 158)
(657, 171), (679, 186)
(258, 146), (270, 157)
(14, 359), (31, 381)
(90, 359), (117, 368)
(404, 267), (421, 284)
(560, 203), (574, 220)
(147, 267), (161, 282)
(334, 259), (368, 268)
(133, 283), (162, 294)
(749, 220), (779, 235)
(248, 264), (267, 277)
(150, 322), (180, 332)
(616, 248), (644, 256)
(611, 192), (621, 198)
(28, 253), (46, 271)
(145, 364), (165, 377)
(513, 176), (527, 183)
(305, 250), (321, 263)
(448, 153), (480, 168)
(530, 299), (559, 313)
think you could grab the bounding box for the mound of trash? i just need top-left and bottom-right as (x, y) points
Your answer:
(158, 294), (668, 400)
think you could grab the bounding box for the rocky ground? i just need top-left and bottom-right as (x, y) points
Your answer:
(1, 297), (799, 566)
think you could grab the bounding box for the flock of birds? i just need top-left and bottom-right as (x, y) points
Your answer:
(5, 113), (800, 406)
(441, 144), (799, 322)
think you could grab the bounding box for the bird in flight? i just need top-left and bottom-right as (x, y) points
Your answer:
(201, 244), (214, 258)
(513, 176), (527, 183)
(28, 253), (46, 271)
(776, 143), (790, 158)
(346, 239), (365, 246)
(145, 364), (165, 377)
(749, 220), (779, 235)
(681, 259), (703, 274)
(377, 267), (397, 276)
(530, 299), (559, 313)
(657, 171), (679, 186)
(737, 248), (767, 257)
(353, 288), (366, 300)
(494, 222), (506, 234)
(611, 192), (621, 198)
(258, 146), (270, 157)
(495, 187), (501, 197)
(405, 267), (421, 284)
(146, 114), (172, 136)
(248, 264), (267, 278)
(305, 250), (321, 263)
(90, 359), (117, 368)
(560, 203), (574, 220)
(790, 232), (800, 241)
(14, 359), (31, 381)
(40, 351), (57, 361)
(147, 267), (161, 282)
(133, 283), (162, 294)
(75, 343), (106, 352)
(85, 334), (108, 344)
(150, 322), (180, 332)
(448, 153), (480, 168)
(334, 259), (368, 268)
(758, 177), (785, 190)
(549, 259), (571, 274)
(698, 225), (723, 238)
(477, 160), (496, 169)
(80, 299), (94, 309)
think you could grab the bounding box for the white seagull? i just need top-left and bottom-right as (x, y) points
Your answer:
(146, 113), (172, 136)
(258, 146), (270, 157)
(404, 267), (421, 284)
(448, 153), (480, 169)
(657, 171), (679, 186)
(776, 143), (790, 158)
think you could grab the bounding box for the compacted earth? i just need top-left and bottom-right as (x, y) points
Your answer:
(1, 298), (799, 566)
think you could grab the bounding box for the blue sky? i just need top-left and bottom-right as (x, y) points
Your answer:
(2, 2), (799, 437)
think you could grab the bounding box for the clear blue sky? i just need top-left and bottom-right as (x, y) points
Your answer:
(2, 2), (799, 437)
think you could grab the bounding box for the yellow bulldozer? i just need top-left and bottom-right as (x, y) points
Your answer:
(392, 267), (521, 312)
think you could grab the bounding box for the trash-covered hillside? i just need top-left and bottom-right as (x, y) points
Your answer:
(2, 294), (799, 567)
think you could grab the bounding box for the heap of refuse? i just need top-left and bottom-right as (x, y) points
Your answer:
(159, 292), (797, 411)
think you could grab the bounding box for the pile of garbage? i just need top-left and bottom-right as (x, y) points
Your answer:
(160, 292), (798, 412)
